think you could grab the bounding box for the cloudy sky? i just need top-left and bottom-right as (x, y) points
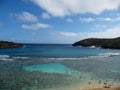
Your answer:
(1, 0), (120, 43)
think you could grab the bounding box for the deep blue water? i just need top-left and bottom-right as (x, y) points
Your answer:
(1, 44), (120, 89)
(0, 44), (120, 58)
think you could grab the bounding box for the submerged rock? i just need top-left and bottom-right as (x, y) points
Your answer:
(73, 37), (120, 49)
(0, 41), (23, 48)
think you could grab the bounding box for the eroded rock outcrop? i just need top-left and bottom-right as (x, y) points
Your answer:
(0, 41), (23, 48)
(73, 37), (120, 49)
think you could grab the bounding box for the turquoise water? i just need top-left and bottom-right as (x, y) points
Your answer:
(24, 62), (91, 77)
(0, 44), (120, 58)
(24, 62), (96, 87)
(24, 63), (68, 73)
(0, 44), (120, 90)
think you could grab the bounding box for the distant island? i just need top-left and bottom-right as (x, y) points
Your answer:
(73, 37), (120, 49)
(0, 41), (23, 48)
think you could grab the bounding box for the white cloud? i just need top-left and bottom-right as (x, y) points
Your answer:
(83, 27), (120, 38)
(98, 17), (120, 22)
(60, 32), (77, 37)
(31, 0), (120, 17)
(66, 18), (74, 23)
(79, 16), (120, 23)
(79, 17), (95, 22)
(21, 23), (52, 30)
(16, 11), (38, 22)
(85, 26), (120, 38)
(50, 26), (120, 43)
(102, 18), (113, 21)
(41, 12), (51, 19)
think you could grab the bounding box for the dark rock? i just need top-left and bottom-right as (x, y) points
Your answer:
(72, 37), (120, 49)
(0, 41), (23, 48)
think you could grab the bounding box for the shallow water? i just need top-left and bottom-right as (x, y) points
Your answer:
(0, 44), (120, 90)
(23, 56), (120, 89)
(23, 62), (96, 90)
(24, 63), (68, 73)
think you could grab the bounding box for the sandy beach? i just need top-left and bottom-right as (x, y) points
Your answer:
(81, 83), (120, 90)
(42, 83), (120, 90)
(84, 86), (120, 90)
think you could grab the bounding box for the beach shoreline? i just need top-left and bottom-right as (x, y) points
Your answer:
(82, 84), (120, 90)
(41, 82), (120, 90)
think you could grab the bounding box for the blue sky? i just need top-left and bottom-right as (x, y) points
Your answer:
(1, 0), (120, 43)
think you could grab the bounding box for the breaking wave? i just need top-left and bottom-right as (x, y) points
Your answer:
(98, 52), (120, 57)
(45, 52), (120, 61)
(0, 52), (120, 61)
(0, 55), (29, 61)
(0, 55), (14, 61)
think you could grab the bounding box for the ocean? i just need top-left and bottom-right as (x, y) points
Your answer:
(0, 44), (120, 90)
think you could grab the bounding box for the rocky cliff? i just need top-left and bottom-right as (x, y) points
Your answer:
(73, 37), (120, 49)
(0, 41), (23, 48)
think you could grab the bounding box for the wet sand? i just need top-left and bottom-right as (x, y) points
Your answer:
(89, 87), (120, 90)
(84, 86), (120, 90)
(71, 84), (120, 90)
(42, 83), (120, 90)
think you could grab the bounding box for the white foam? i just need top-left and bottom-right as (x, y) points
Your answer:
(0, 55), (9, 58)
(0, 55), (14, 61)
(89, 45), (96, 48)
(46, 57), (87, 61)
(0, 58), (14, 61)
(87, 52), (120, 59)
(46, 53), (120, 61)
(99, 52), (120, 57)
(13, 56), (29, 59)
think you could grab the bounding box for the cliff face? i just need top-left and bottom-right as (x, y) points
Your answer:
(73, 37), (120, 49)
(0, 41), (23, 48)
